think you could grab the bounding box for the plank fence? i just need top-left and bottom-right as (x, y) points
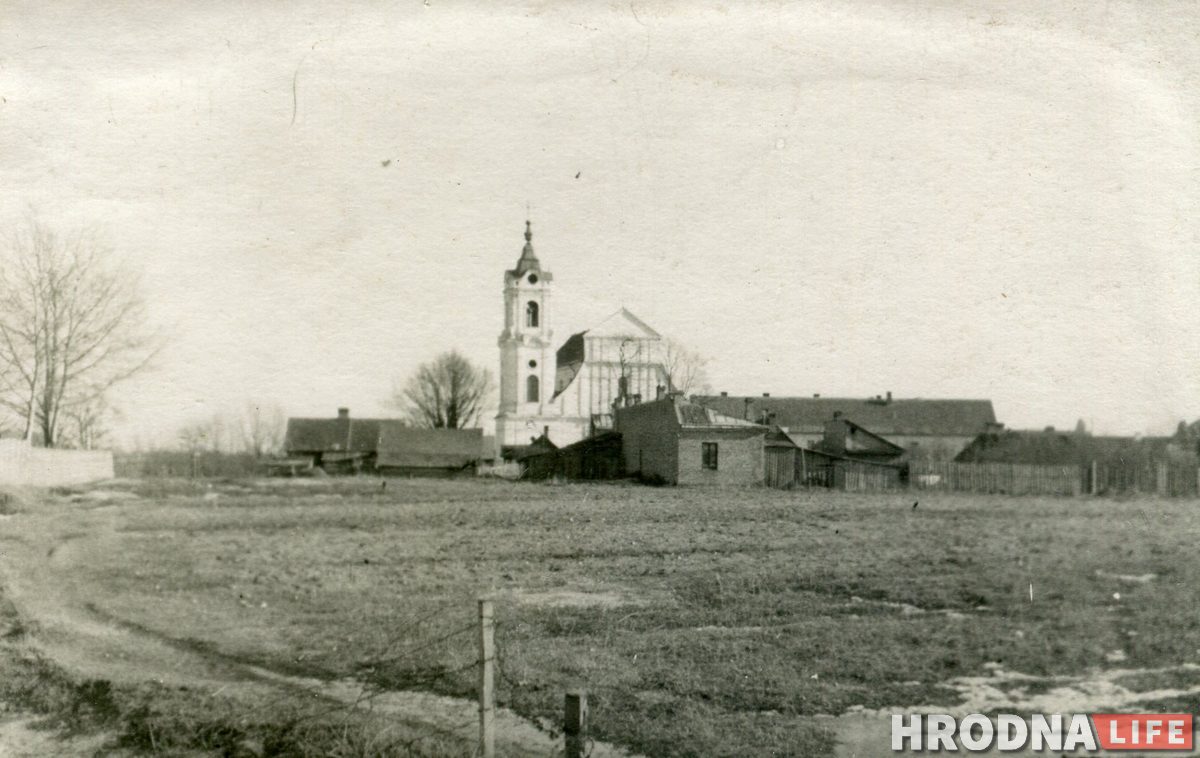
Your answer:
(910, 462), (1084, 496)
(766, 448), (1200, 498)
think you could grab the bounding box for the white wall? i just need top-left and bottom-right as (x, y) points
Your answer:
(0, 439), (114, 487)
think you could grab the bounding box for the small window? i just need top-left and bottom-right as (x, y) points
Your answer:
(525, 301), (539, 328)
(702, 442), (719, 470)
(528, 359), (537, 368)
(528, 274), (539, 284)
(526, 375), (540, 402)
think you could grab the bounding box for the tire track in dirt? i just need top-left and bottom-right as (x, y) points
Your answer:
(1, 496), (639, 757)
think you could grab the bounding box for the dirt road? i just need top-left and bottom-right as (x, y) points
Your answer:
(0, 488), (633, 757)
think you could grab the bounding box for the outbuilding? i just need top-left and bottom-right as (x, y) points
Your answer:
(614, 396), (767, 485)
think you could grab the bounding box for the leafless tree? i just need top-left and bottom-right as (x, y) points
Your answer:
(60, 397), (112, 450)
(177, 413), (232, 453)
(0, 220), (161, 447)
(391, 350), (491, 429)
(240, 401), (286, 457)
(661, 338), (710, 396)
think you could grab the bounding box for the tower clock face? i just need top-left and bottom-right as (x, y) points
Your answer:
(527, 274), (538, 284)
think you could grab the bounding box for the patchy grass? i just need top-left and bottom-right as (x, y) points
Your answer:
(10, 477), (1200, 756)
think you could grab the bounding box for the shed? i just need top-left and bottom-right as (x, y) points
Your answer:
(615, 397), (767, 485)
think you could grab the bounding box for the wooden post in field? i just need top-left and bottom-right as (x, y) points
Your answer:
(478, 599), (495, 758)
(1089, 460), (1098, 495)
(565, 689), (588, 758)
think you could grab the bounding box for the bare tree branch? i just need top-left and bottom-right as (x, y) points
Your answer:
(660, 337), (710, 397)
(0, 219), (164, 446)
(390, 351), (492, 429)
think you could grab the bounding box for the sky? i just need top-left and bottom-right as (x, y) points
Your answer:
(1, 1), (1197, 447)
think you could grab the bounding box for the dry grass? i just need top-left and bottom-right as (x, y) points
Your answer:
(12, 477), (1200, 756)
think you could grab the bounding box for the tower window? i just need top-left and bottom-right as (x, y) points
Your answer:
(525, 301), (539, 328)
(526, 375), (540, 403)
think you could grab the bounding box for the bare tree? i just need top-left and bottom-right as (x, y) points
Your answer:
(661, 338), (710, 396)
(60, 397), (112, 450)
(0, 220), (161, 447)
(391, 350), (491, 429)
(177, 413), (232, 453)
(239, 401), (286, 458)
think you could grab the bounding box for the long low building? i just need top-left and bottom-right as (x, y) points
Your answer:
(283, 408), (489, 476)
(692, 393), (998, 461)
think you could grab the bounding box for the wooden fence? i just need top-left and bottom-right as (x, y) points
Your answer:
(835, 462), (902, 492)
(910, 461), (1084, 496)
(767, 451), (1200, 497)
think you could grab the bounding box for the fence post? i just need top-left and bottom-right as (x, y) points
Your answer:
(478, 599), (495, 758)
(565, 689), (588, 758)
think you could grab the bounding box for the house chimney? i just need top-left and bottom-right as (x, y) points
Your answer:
(743, 397), (753, 421)
(720, 391), (728, 397)
(337, 407), (349, 419)
(762, 392), (770, 397)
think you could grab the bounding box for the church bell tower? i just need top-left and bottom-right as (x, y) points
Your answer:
(495, 220), (556, 449)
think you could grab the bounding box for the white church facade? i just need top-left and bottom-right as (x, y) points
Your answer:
(495, 221), (669, 454)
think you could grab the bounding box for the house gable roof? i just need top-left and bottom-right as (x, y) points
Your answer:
(693, 396), (996, 437)
(831, 418), (906, 455)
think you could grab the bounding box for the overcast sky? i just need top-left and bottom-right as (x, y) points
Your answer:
(2, 1), (1198, 447)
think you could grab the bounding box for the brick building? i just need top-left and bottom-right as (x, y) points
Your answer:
(614, 396), (767, 485)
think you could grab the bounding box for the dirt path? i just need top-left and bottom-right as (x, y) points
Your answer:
(0, 493), (635, 757)
(0, 712), (114, 757)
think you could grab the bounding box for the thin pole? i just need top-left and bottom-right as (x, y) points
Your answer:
(478, 599), (495, 758)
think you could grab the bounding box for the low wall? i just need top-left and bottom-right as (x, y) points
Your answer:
(0, 439), (114, 487)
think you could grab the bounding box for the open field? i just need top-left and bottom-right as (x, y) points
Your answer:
(2, 478), (1200, 756)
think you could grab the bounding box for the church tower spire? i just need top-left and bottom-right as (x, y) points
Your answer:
(512, 218), (540, 276)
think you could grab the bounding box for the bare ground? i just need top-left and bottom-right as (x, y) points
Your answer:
(0, 487), (634, 757)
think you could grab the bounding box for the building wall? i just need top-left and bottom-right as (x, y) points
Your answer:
(0, 439), (114, 486)
(676, 430), (764, 486)
(614, 401), (680, 483)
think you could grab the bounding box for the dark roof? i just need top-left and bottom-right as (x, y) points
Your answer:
(692, 396), (996, 436)
(514, 434), (558, 461)
(559, 431), (622, 453)
(285, 417), (352, 452)
(956, 431), (1189, 465)
(285, 417), (387, 454)
(822, 418), (905, 456)
(553, 332), (585, 399)
(376, 423), (484, 469)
